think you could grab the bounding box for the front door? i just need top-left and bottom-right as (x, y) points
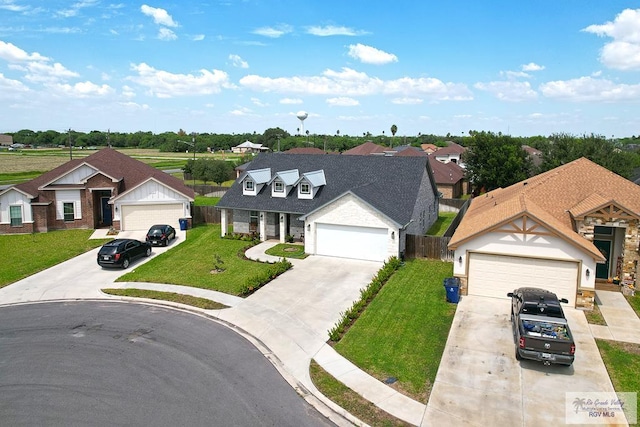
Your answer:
(101, 197), (112, 226)
(594, 240), (611, 279)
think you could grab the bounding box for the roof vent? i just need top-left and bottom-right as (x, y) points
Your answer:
(523, 182), (528, 186)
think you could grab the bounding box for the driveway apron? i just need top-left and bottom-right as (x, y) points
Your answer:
(216, 255), (382, 387)
(422, 295), (622, 427)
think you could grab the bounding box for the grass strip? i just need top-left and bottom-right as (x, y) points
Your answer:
(309, 360), (411, 427)
(102, 288), (228, 310)
(265, 243), (308, 259)
(584, 301), (607, 326)
(596, 339), (640, 422)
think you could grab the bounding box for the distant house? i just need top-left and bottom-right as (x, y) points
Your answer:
(432, 142), (467, 168)
(0, 134), (13, 146)
(231, 141), (269, 154)
(522, 145), (543, 167)
(449, 157), (640, 310)
(343, 141), (387, 156)
(393, 146), (427, 157)
(0, 148), (194, 234)
(429, 159), (465, 199)
(217, 153), (439, 262)
(421, 143), (438, 154)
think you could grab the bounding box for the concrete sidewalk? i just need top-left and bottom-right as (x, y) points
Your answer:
(589, 290), (640, 344)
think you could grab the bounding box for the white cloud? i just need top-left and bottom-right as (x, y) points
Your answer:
(583, 8), (640, 70)
(326, 97), (359, 106)
(306, 25), (364, 36)
(501, 70), (531, 79)
(119, 101), (150, 111)
(230, 107), (253, 116)
(158, 28), (177, 41)
(347, 43), (398, 65)
(128, 63), (233, 98)
(140, 5), (178, 27)
(522, 62), (545, 72)
(0, 41), (49, 62)
(240, 67), (471, 101)
(50, 81), (114, 98)
(253, 24), (293, 38)
(391, 97), (423, 105)
(229, 54), (249, 68)
(251, 97), (267, 107)
(0, 72), (30, 94)
(11, 61), (79, 83)
(474, 81), (538, 102)
(280, 98), (303, 104)
(193, 34), (205, 41)
(540, 76), (640, 101)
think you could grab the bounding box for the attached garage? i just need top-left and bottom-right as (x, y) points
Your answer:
(467, 253), (579, 306)
(121, 204), (183, 231)
(316, 223), (388, 262)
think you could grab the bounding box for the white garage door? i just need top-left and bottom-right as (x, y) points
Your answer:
(468, 253), (578, 306)
(121, 204), (183, 231)
(316, 223), (388, 262)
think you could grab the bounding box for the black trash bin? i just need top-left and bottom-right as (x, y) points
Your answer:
(179, 218), (189, 231)
(443, 277), (460, 303)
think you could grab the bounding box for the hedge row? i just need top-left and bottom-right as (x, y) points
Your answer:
(328, 256), (403, 342)
(240, 258), (293, 296)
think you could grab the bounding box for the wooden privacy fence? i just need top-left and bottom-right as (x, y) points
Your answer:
(405, 235), (454, 261)
(193, 206), (232, 225)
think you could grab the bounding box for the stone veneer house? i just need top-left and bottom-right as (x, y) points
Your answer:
(217, 153), (439, 262)
(0, 148), (194, 234)
(449, 157), (640, 309)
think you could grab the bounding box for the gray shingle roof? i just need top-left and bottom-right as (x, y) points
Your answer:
(217, 153), (432, 225)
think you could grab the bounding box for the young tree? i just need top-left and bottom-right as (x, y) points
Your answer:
(463, 131), (532, 193)
(390, 124), (397, 148)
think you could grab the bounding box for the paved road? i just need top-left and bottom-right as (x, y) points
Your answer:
(0, 301), (334, 427)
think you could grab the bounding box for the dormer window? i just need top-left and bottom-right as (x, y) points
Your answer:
(245, 180), (254, 191)
(274, 181), (284, 193)
(300, 183), (310, 194)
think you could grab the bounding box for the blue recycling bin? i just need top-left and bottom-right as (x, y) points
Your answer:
(444, 277), (460, 303)
(179, 218), (189, 231)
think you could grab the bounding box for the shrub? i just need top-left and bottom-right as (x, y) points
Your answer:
(240, 258), (293, 296)
(328, 256), (402, 342)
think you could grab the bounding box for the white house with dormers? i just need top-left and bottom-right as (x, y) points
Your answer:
(217, 152), (439, 262)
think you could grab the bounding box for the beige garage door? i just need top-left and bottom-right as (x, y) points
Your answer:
(121, 204), (183, 231)
(468, 253), (578, 306)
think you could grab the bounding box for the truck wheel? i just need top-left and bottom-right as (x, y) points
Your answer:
(515, 348), (522, 361)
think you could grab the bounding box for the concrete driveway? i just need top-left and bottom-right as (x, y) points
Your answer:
(422, 295), (620, 426)
(0, 230), (185, 304)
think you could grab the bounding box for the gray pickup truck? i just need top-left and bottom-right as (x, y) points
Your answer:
(507, 287), (575, 366)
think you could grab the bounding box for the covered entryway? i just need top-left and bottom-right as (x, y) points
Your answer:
(315, 223), (388, 262)
(121, 204), (183, 231)
(467, 253), (579, 306)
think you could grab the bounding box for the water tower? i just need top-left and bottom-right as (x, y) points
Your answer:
(296, 111), (308, 135)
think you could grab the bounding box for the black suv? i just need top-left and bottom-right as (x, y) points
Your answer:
(97, 238), (152, 269)
(146, 224), (176, 247)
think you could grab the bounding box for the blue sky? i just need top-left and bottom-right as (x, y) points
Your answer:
(1, 1), (639, 138)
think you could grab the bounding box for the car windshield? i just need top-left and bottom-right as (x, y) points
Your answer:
(521, 302), (563, 318)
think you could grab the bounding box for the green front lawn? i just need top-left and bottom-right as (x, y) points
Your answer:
(426, 212), (456, 236)
(625, 294), (640, 318)
(102, 288), (228, 310)
(265, 243), (308, 259)
(0, 230), (110, 288)
(333, 258), (456, 401)
(117, 224), (275, 296)
(596, 339), (640, 420)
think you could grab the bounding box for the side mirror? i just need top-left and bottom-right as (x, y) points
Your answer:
(507, 292), (514, 298)
(559, 298), (569, 304)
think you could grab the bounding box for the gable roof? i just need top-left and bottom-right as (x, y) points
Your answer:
(12, 148), (194, 203)
(285, 147), (326, 154)
(235, 140), (263, 149)
(217, 153), (433, 226)
(449, 157), (640, 259)
(433, 142), (466, 156)
(343, 141), (387, 155)
(429, 157), (465, 184)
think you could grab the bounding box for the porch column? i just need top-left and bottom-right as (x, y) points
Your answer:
(279, 213), (287, 243)
(259, 211), (266, 242)
(220, 209), (227, 237)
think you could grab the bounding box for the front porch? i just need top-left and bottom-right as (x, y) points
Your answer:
(219, 208), (305, 243)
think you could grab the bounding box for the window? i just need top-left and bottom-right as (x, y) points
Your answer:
(274, 181), (284, 192)
(300, 183), (310, 194)
(63, 202), (74, 222)
(594, 226), (612, 236)
(10, 205), (22, 227)
(244, 180), (254, 191)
